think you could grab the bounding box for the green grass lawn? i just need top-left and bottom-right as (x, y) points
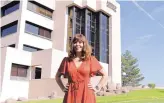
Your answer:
(18, 89), (164, 103)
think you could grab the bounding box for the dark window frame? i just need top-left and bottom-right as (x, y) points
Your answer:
(25, 21), (52, 39)
(35, 67), (42, 79)
(10, 63), (29, 78)
(1, 20), (18, 37)
(23, 44), (43, 52)
(27, 1), (53, 19)
(9, 44), (16, 48)
(1, 1), (20, 17)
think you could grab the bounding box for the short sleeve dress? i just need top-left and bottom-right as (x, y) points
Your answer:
(57, 56), (102, 103)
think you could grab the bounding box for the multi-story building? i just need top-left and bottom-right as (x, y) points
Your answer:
(0, 0), (121, 101)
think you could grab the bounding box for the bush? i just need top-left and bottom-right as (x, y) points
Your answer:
(148, 83), (156, 89)
(142, 85), (145, 88)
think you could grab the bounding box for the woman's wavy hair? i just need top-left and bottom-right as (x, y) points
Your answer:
(68, 34), (92, 61)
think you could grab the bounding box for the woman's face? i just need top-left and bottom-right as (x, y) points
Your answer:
(73, 41), (84, 53)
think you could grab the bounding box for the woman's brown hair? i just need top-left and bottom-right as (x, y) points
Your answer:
(68, 34), (92, 61)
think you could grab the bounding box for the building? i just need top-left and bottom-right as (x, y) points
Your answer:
(0, 0), (121, 101)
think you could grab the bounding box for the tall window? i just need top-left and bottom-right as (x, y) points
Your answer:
(74, 7), (85, 35)
(95, 13), (100, 60)
(1, 21), (18, 37)
(11, 63), (28, 77)
(66, 7), (85, 51)
(1, 1), (20, 17)
(25, 21), (51, 39)
(67, 7), (73, 51)
(99, 13), (109, 63)
(27, 1), (53, 19)
(86, 10), (98, 57)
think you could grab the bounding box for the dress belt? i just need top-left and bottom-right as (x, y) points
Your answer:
(69, 80), (88, 103)
(70, 81), (82, 103)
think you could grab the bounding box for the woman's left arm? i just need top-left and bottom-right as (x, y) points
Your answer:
(95, 68), (108, 91)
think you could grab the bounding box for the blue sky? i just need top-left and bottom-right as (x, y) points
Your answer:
(117, 1), (164, 87)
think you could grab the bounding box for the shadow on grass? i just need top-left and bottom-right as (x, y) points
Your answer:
(159, 90), (164, 93)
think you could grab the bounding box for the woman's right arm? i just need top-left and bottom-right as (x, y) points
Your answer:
(55, 71), (68, 92)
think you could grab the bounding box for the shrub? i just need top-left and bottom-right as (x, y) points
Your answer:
(148, 83), (156, 89)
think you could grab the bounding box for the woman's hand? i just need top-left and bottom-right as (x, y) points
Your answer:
(88, 83), (101, 93)
(94, 85), (101, 93)
(62, 83), (69, 92)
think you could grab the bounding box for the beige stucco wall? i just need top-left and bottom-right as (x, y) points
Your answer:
(31, 49), (52, 78)
(0, 47), (31, 101)
(0, 47), (7, 97)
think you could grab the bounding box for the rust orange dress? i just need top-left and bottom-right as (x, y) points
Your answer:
(58, 56), (102, 103)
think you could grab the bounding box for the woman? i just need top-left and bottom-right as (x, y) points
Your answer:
(55, 34), (108, 103)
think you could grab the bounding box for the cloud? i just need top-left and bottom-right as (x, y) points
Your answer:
(151, 4), (164, 28)
(151, 4), (164, 15)
(137, 34), (153, 40)
(125, 34), (154, 51)
(131, 0), (164, 29)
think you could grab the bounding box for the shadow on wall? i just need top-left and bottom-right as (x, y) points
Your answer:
(28, 78), (66, 99)
(28, 76), (104, 99)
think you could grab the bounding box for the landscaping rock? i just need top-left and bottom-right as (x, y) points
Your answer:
(106, 89), (115, 93)
(17, 97), (27, 101)
(100, 86), (106, 92)
(116, 83), (121, 90)
(121, 87), (129, 93)
(96, 91), (104, 96)
(108, 83), (116, 90)
(5, 98), (17, 103)
(48, 91), (57, 99)
(114, 90), (122, 94)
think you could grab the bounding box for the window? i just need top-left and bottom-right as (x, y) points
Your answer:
(9, 44), (15, 48)
(74, 7), (85, 35)
(99, 13), (109, 63)
(25, 22), (39, 34)
(11, 63), (28, 77)
(25, 21), (51, 39)
(67, 7), (85, 51)
(35, 67), (42, 79)
(1, 21), (18, 37)
(1, 1), (20, 17)
(66, 7), (73, 51)
(86, 10), (98, 57)
(27, 1), (53, 18)
(23, 45), (42, 52)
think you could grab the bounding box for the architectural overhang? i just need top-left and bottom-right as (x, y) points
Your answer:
(66, 0), (120, 16)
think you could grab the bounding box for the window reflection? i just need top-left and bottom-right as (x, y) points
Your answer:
(100, 13), (109, 63)
(1, 21), (18, 37)
(25, 22), (51, 39)
(27, 1), (53, 18)
(23, 45), (42, 52)
(1, 1), (20, 17)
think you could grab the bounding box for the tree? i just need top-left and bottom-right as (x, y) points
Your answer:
(148, 83), (156, 89)
(121, 50), (144, 87)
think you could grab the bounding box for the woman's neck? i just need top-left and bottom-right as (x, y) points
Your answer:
(75, 52), (82, 58)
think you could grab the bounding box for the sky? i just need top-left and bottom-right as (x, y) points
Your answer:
(117, 1), (164, 87)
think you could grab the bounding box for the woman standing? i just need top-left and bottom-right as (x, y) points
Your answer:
(55, 34), (108, 103)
